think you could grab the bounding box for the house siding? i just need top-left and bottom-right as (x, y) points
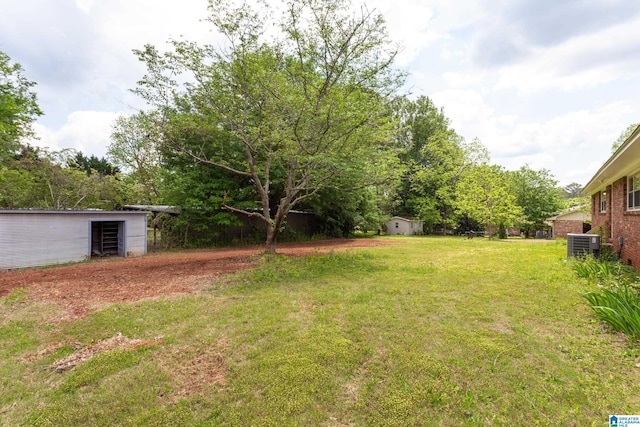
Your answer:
(0, 211), (147, 270)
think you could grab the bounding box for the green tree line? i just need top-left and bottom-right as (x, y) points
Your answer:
(1, 0), (584, 252)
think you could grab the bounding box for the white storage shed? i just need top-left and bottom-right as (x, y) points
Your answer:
(386, 216), (424, 235)
(0, 210), (148, 270)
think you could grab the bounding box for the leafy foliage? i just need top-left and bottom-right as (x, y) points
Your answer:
(0, 147), (125, 210)
(611, 123), (640, 153)
(108, 112), (163, 204)
(159, 139), (254, 247)
(511, 165), (563, 238)
(583, 285), (640, 341)
(0, 51), (127, 211)
(393, 96), (464, 234)
(132, 0), (404, 252)
(0, 51), (42, 158)
(455, 163), (522, 237)
(70, 152), (119, 176)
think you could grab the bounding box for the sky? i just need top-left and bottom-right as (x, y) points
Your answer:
(2, 0), (640, 187)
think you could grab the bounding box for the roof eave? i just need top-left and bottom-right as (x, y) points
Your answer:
(583, 124), (640, 195)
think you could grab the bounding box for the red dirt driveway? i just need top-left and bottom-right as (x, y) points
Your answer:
(0, 238), (393, 319)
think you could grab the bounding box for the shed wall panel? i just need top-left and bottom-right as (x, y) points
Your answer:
(386, 217), (423, 235)
(0, 212), (147, 269)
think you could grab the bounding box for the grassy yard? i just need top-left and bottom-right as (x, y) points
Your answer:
(2, 237), (639, 425)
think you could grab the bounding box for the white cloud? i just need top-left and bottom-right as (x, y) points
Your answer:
(29, 111), (121, 158)
(368, 1), (439, 66)
(441, 71), (487, 90)
(495, 15), (640, 94)
(431, 87), (636, 185)
(367, 0), (485, 66)
(75, 0), (94, 14)
(430, 89), (495, 136)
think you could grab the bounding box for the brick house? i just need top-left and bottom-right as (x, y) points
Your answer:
(583, 124), (640, 267)
(546, 207), (591, 238)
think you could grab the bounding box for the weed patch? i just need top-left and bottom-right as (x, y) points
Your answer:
(0, 287), (28, 306)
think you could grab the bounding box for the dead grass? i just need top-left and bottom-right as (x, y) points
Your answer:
(49, 333), (161, 373)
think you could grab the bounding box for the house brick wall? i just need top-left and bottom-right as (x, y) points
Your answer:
(553, 220), (584, 238)
(590, 186), (610, 237)
(590, 178), (640, 269)
(608, 177), (640, 268)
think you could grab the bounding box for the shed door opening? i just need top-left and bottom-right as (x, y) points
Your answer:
(91, 221), (124, 257)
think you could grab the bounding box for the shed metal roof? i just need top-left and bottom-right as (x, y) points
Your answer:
(0, 210), (149, 215)
(123, 205), (179, 214)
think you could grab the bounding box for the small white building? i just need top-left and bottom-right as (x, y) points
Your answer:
(0, 210), (148, 270)
(386, 216), (423, 235)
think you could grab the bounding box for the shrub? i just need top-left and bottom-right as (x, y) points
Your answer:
(598, 244), (619, 262)
(571, 256), (616, 283)
(571, 256), (639, 287)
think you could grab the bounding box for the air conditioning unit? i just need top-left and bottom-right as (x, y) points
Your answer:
(567, 233), (600, 258)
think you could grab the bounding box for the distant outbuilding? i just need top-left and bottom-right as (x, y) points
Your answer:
(546, 207), (591, 238)
(0, 210), (148, 270)
(386, 216), (424, 235)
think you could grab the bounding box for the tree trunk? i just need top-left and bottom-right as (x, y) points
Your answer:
(263, 199), (290, 254)
(265, 225), (279, 254)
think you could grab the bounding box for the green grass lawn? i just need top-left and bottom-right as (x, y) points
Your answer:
(2, 237), (639, 426)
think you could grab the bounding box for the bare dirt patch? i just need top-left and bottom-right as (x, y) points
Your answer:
(159, 339), (230, 398)
(50, 333), (161, 373)
(0, 238), (392, 319)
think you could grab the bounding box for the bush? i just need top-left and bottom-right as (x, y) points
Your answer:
(571, 256), (639, 286)
(572, 256), (615, 282)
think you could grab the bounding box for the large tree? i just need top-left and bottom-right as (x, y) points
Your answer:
(564, 182), (583, 198)
(511, 165), (563, 238)
(108, 112), (163, 204)
(611, 123), (640, 153)
(0, 51), (42, 159)
(0, 147), (125, 210)
(455, 163), (522, 238)
(133, 0), (404, 253)
(393, 96), (464, 234)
